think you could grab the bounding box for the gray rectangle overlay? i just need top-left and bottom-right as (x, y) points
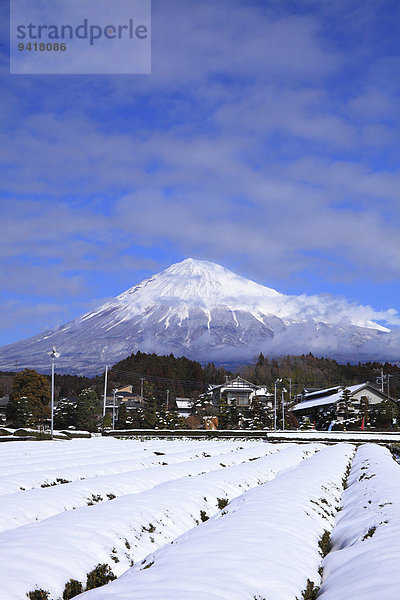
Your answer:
(10, 0), (151, 74)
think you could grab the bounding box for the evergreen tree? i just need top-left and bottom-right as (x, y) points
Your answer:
(143, 382), (157, 428)
(228, 399), (239, 429)
(130, 407), (145, 429)
(370, 400), (399, 430)
(6, 395), (31, 428)
(336, 388), (354, 421)
(247, 397), (270, 429)
(103, 412), (112, 429)
(116, 402), (128, 429)
(6, 369), (50, 428)
(359, 395), (370, 427)
(217, 395), (231, 429)
(54, 399), (76, 430)
(75, 388), (101, 432)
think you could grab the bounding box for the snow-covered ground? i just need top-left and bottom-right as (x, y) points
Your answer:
(0, 441), (318, 599)
(0, 438), (398, 600)
(0, 441), (285, 532)
(78, 444), (354, 600)
(318, 444), (400, 600)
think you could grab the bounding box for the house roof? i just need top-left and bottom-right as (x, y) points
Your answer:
(254, 387), (272, 397)
(211, 376), (260, 392)
(303, 386), (341, 399)
(176, 399), (193, 409)
(292, 383), (377, 411)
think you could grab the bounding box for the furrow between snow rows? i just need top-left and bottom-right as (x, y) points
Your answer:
(77, 443), (354, 600)
(0, 439), (250, 495)
(0, 443), (320, 600)
(0, 442), (285, 532)
(317, 443), (400, 600)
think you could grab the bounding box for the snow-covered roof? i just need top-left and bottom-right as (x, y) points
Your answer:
(292, 383), (369, 411)
(211, 376), (260, 393)
(303, 386), (341, 399)
(254, 387), (272, 397)
(176, 399), (193, 409)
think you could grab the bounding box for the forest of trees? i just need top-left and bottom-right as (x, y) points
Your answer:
(241, 353), (400, 400)
(1, 351), (399, 431)
(105, 351), (229, 401)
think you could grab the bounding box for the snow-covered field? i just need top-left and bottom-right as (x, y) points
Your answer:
(0, 438), (398, 600)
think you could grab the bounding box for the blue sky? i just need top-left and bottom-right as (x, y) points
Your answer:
(1, 0), (400, 346)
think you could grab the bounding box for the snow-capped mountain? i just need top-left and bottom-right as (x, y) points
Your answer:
(0, 258), (396, 374)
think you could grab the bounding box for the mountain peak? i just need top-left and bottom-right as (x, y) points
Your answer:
(0, 258), (395, 375)
(118, 258), (282, 306)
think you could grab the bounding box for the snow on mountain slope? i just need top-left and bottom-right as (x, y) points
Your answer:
(0, 258), (396, 374)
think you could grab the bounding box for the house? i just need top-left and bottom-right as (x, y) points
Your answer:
(104, 385), (143, 418)
(253, 387), (274, 410)
(205, 376), (271, 408)
(291, 383), (391, 423)
(175, 398), (193, 418)
(0, 396), (9, 425)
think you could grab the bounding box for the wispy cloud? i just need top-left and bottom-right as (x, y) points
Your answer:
(1, 0), (399, 346)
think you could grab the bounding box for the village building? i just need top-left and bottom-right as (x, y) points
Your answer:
(175, 398), (193, 418)
(291, 382), (391, 424)
(205, 376), (272, 408)
(104, 385), (143, 418)
(0, 395), (9, 425)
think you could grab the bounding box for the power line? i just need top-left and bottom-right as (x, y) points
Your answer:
(108, 367), (208, 389)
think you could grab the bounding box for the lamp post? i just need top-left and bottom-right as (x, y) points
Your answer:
(48, 347), (60, 439)
(112, 389), (117, 430)
(102, 365), (108, 418)
(274, 379), (282, 431)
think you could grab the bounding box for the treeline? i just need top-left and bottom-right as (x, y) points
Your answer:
(106, 351), (230, 399)
(1, 352), (399, 406)
(241, 353), (400, 398)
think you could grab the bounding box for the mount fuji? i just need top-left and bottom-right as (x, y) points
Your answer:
(0, 258), (397, 375)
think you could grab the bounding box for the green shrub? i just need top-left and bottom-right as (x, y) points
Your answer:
(217, 497), (229, 510)
(27, 590), (50, 600)
(87, 494), (103, 505)
(63, 579), (83, 599)
(318, 530), (331, 557)
(86, 564), (116, 590)
(200, 510), (209, 522)
(61, 431), (91, 439)
(302, 580), (319, 600)
(14, 429), (30, 437)
(362, 526), (376, 540)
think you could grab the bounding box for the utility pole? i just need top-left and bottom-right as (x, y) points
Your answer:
(381, 368), (384, 393)
(387, 374), (393, 401)
(103, 365), (108, 418)
(140, 378), (144, 402)
(281, 388), (287, 431)
(48, 347), (60, 440)
(274, 379), (282, 431)
(112, 389), (117, 430)
(288, 378), (292, 400)
(166, 389), (170, 410)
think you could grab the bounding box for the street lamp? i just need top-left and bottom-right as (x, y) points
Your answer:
(47, 346), (60, 439)
(274, 379), (282, 431)
(112, 389), (117, 430)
